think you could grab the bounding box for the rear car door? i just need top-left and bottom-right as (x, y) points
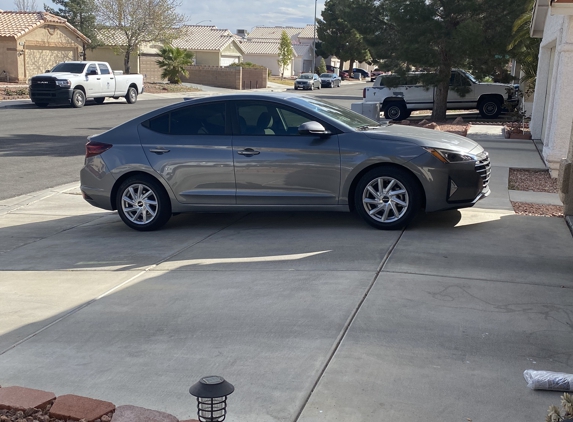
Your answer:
(231, 100), (340, 205)
(138, 101), (236, 204)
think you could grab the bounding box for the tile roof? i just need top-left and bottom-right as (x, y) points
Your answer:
(96, 27), (128, 46)
(248, 26), (303, 42)
(298, 24), (316, 39)
(173, 25), (244, 52)
(239, 40), (298, 56)
(0, 11), (89, 42)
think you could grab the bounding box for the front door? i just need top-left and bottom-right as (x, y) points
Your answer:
(231, 100), (341, 205)
(139, 101), (236, 204)
(447, 71), (476, 108)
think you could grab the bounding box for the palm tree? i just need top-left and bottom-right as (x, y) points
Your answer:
(508, 0), (541, 94)
(156, 45), (194, 84)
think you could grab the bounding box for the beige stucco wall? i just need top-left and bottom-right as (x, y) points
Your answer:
(20, 24), (82, 80)
(89, 46), (139, 73)
(193, 51), (220, 66)
(221, 42), (242, 58)
(242, 54), (291, 76)
(0, 37), (18, 82)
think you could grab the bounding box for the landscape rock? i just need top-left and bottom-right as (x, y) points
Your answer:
(452, 117), (464, 124)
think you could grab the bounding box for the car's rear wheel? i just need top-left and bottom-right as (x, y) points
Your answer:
(125, 86), (138, 104)
(71, 89), (85, 108)
(383, 103), (408, 121)
(94, 97), (105, 104)
(354, 167), (421, 230)
(116, 175), (171, 231)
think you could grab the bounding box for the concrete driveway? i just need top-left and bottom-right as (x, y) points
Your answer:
(0, 130), (572, 422)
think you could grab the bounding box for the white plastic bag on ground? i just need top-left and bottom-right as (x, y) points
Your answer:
(524, 370), (573, 391)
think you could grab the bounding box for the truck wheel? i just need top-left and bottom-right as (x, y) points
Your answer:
(384, 103), (407, 121)
(354, 167), (421, 230)
(125, 87), (138, 104)
(94, 97), (105, 104)
(71, 89), (86, 108)
(35, 102), (49, 108)
(478, 98), (502, 119)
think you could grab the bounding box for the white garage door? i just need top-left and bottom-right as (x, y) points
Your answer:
(26, 47), (76, 77)
(221, 56), (239, 67)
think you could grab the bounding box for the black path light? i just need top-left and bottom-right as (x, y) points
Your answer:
(189, 376), (235, 422)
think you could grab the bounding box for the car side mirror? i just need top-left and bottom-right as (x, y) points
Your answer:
(298, 121), (331, 136)
(87, 70), (98, 76)
(45, 69), (50, 73)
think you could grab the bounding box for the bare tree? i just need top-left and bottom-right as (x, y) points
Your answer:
(14, 0), (37, 11)
(96, 0), (186, 74)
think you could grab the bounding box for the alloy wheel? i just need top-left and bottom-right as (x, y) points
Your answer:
(362, 177), (409, 223)
(120, 183), (159, 225)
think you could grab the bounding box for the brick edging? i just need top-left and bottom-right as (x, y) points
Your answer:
(0, 385), (199, 422)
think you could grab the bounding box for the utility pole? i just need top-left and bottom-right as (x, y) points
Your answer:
(312, 0), (317, 73)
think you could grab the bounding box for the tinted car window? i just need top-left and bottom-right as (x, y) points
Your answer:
(50, 63), (87, 73)
(235, 101), (328, 136)
(143, 103), (226, 136)
(98, 64), (110, 75)
(87, 64), (98, 75)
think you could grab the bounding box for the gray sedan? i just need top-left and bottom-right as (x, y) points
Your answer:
(80, 93), (491, 231)
(294, 73), (321, 90)
(319, 73), (341, 88)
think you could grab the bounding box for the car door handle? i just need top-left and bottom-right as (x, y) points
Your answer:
(149, 148), (170, 154)
(237, 148), (260, 156)
(97, 78), (101, 80)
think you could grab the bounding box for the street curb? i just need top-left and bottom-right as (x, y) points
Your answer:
(0, 385), (199, 422)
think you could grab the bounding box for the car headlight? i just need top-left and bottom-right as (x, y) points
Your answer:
(424, 147), (478, 163)
(55, 79), (71, 88)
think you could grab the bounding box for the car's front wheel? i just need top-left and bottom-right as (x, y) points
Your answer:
(383, 102), (408, 121)
(116, 175), (171, 231)
(478, 97), (502, 119)
(354, 167), (421, 230)
(71, 89), (86, 108)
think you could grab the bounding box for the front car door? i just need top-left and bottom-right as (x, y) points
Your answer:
(231, 100), (340, 205)
(84, 63), (101, 97)
(138, 101), (236, 204)
(97, 63), (115, 96)
(447, 70), (476, 108)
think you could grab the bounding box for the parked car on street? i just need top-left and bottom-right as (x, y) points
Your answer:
(351, 68), (370, 80)
(364, 69), (518, 120)
(29, 61), (144, 108)
(80, 93), (491, 231)
(319, 73), (341, 88)
(370, 68), (383, 82)
(294, 73), (321, 90)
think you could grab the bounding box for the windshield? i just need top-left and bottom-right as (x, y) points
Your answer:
(319, 73), (332, 78)
(288, 96), (380, 129)
(299, 74), (313, 79)
(460, 70), (479, 84)
(50, 63), (87, 73)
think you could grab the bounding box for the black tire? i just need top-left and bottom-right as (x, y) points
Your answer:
(116, 175), (171, 231)
(35, 102), (49, 108)
(478, 97), (502, 119)
(94, 97), (105, 104)
(402, 110), (412, 119)
(71, 89), (86, 108)
(317, 83), (321, 90)
(294, 86), (298, 90)
(383, 102), (408, 121)
(354, 167), (421, 230)
(125, 86), (138, 104)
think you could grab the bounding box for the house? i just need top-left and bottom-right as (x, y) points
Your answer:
(240, 41), (293, 76)
(173, 25), (244, 67)
(90, 28), (139, 73)
(530, 0), (573, 178)
(0, 10), (89, 82)
(530, 0), (573, 216)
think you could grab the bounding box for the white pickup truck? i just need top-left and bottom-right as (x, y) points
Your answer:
(29, 61), (144, 108)
(363, 69), (518, 120)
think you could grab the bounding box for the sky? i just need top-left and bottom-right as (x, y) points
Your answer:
(0, 0), (326, 35)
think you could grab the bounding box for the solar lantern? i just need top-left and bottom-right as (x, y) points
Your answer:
(189, 375), (235, 422)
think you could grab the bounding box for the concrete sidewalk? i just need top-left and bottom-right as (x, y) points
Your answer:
(0, 129), (571, 422)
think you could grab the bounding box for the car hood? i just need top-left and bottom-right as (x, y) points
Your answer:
(32, 72), (81, 79)
(296, 78), (312, 82)
(364, 124), (483, 154)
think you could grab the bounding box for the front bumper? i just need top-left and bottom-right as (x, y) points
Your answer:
(30, 87), (73, 104)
